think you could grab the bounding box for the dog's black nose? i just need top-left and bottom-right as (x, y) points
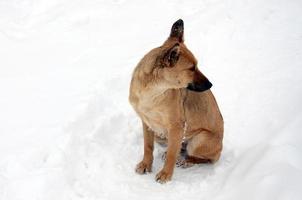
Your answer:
(187, 80), (212, 92)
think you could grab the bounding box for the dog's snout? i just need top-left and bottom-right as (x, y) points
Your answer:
(187, 83), (196, 91)
(187, 80), (212, 92)
(188, 66), (195, 71)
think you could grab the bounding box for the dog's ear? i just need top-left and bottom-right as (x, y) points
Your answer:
(163, 44), (180, 67)
(169, 19), (184, 42)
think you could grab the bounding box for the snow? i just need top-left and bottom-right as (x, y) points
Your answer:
(0, 0), (302, 199)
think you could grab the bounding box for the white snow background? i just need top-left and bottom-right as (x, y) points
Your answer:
(0, 0), (302, 199)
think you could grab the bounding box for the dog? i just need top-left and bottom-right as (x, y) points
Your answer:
(129, 19), (223, 183)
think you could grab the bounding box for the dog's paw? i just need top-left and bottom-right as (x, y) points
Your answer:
(176, 159), (194, 168)
(135, 161), (152, 174)
(155, 169), (172, 183)
(162, 152), (193, 168)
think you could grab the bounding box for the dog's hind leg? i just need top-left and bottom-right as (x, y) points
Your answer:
(185, 130), (223, 165)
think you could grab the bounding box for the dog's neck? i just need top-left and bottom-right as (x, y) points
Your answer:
(139, 84), (169, 103)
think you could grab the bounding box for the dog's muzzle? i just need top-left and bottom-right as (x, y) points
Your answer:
(186, 80), (212, 92)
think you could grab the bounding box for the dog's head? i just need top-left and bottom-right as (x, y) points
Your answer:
(158, 19), (212, 92)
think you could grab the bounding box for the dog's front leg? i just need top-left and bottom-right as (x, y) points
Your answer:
(156, 124), (182, 183)
(135, 122), (154, 174)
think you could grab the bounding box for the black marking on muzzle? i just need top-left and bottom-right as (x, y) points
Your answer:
(186, 80), (212, 92)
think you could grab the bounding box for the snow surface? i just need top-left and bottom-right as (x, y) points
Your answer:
(0, 0), (302, 199)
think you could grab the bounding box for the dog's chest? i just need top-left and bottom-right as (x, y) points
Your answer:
(140, 110), (168, 138)
(133, 89), (183, 139)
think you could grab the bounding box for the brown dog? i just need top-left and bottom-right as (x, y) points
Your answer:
(129, 19), (223, 183)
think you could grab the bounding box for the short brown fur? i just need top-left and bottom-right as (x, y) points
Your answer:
(129, 19), (223, 183)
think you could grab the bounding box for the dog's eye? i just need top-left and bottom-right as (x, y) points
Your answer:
(188, 66), (195, 71)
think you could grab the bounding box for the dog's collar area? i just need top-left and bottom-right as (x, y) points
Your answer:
(186, 80), (212, 92)
(182, 122), (188, 141)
